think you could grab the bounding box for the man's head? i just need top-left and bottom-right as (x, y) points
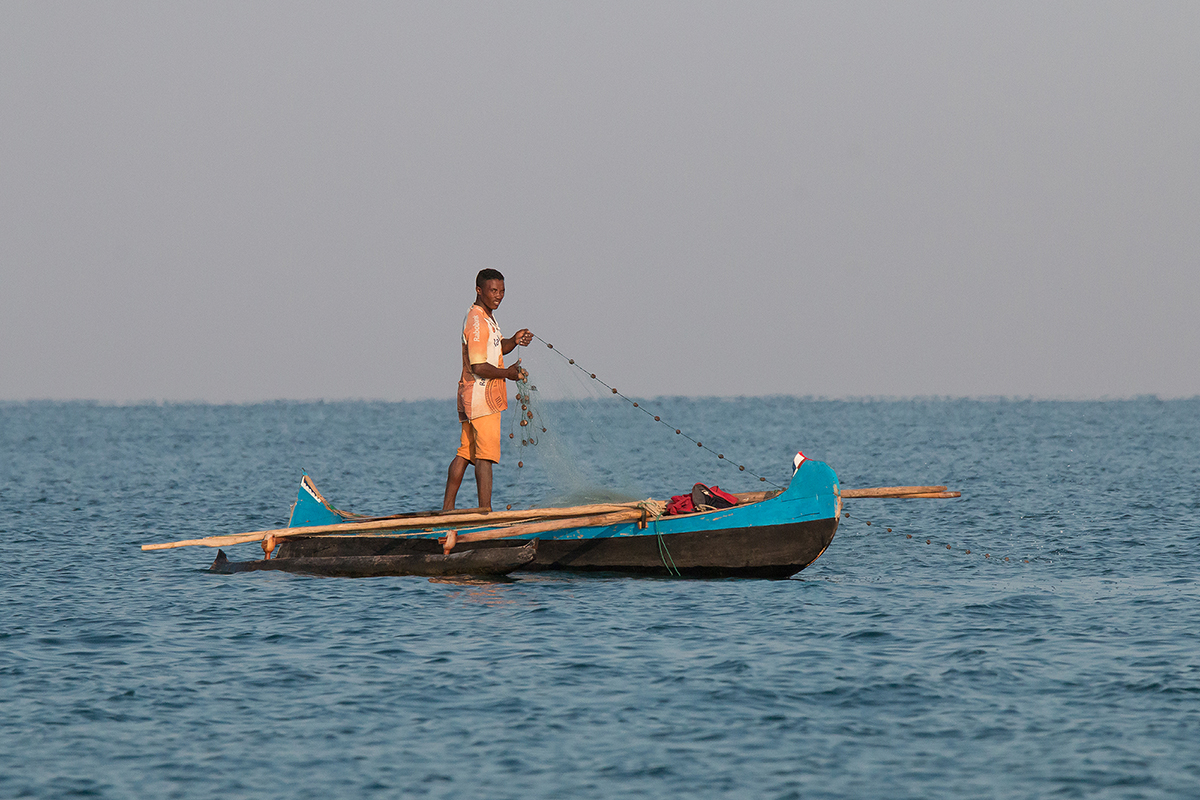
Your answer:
(476, 269), (504, 288)
(475, 269), (506, 312)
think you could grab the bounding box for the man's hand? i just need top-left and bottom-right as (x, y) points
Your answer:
(506, 359), (528, 382)
(501, 329), (534, 356)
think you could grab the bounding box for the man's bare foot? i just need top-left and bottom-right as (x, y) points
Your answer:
(442, 530), (457, 554)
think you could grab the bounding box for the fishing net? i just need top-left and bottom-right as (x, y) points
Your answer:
(501, 343), (646, 508)
(494, 335), (782, 511)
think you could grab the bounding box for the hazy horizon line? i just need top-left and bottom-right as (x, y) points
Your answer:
(3, 393), (1197, 407)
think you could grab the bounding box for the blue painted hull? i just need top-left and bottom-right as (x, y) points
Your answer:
(280, 461), (841, 578)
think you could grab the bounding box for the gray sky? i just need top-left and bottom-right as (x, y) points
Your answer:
(3, 1), (1198, 402)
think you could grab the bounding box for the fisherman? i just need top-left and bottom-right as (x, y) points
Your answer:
(441, 269), (533, 536)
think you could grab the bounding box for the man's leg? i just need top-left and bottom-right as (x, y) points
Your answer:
(474, 459), (493, 511)
(444, 419), (478, 512)
(442, 455), (470, 512)
(472, 411), (502, 512)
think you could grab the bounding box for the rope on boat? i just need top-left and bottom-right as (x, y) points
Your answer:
(632, 500), (680, 576)
(636, 499), (667, 518)
(651, 516), (680, 576)
(523, 334), (784, 490)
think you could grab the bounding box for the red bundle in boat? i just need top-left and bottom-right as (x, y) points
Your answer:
(666, 494), (694, 515)
(666, 483), (739, 515)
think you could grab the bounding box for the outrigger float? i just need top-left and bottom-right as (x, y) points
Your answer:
(209, 541), (539, 578)
(141, 455), (957, 579)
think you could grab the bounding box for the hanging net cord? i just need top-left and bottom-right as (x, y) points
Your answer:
(509, 377), (549, 451)
(526, 333), (783, 489)
(652, 515), (681, 576)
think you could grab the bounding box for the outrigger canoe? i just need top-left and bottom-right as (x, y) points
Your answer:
(142, 458), (957, 577)
(258, 456), (842, 579)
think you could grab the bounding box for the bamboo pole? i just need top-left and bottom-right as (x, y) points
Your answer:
(841, 486), (958, 498)
(452, 509), (646, 545)
(141, 501), (661, 551)
(339, 506), (488, 523)
(844, 484), (945, 496)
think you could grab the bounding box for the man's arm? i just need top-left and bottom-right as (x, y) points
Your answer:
(471, 361), (523, 381)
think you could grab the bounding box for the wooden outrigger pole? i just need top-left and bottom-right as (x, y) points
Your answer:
(141, 500), (665, 552)
(840, 486), (960, 499)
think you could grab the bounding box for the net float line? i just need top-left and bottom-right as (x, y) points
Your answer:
(839, 511), (1039, 565)
(525, 333), (783, 489)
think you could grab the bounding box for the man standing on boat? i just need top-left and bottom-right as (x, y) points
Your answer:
(441, 269), (532, 528)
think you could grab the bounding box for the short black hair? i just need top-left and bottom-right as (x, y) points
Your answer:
(476, 269), (505, 288)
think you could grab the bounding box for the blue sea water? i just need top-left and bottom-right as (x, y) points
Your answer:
(2, 397), (1198, 799)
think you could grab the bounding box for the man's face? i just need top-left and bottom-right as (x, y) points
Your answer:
(476, 279), (505, 311)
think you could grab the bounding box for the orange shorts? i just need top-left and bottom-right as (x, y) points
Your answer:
(457, 411), (502, 463)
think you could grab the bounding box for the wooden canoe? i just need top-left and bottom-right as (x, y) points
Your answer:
(274, 459), (844, 579)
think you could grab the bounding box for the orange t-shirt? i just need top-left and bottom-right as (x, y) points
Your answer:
(457, 304), (508, 421)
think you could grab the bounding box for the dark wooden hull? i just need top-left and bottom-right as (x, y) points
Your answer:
(276, 517), (837, 579)
(273, 459), (842, 579)
(210, 540), (538, 577)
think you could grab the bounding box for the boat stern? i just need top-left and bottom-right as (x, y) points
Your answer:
(288, 474), (344, 528)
